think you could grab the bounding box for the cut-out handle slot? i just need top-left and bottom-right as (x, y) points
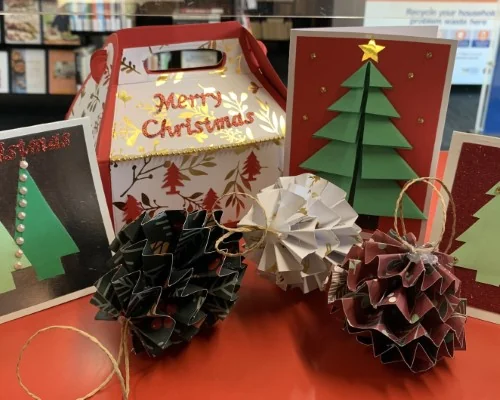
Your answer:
(144, 49), (224, 73)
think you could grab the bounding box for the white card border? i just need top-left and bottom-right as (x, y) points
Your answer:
(0, 117), (114, 325)
(0, 51), (9, 94)
(284, 29), (457, 242)
(431, 131), (500, 324)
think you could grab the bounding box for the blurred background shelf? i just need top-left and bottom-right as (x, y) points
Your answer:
(0, 93), (74, 130)
(0, 0), (491, 144)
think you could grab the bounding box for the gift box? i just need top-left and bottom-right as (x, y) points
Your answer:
(67, 22), (286, 230)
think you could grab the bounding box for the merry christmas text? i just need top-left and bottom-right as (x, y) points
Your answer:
(0, 133), (71, 163)
(142, 91), (255, 138)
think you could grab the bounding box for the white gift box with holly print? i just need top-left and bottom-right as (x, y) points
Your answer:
(67, 22), (286, 230)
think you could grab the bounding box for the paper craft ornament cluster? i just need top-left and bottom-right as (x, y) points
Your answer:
(91, 209), (246, 357)
(237, 173), (361, 293)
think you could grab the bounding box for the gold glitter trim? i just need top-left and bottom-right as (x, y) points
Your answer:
(110, 134), (284, 162)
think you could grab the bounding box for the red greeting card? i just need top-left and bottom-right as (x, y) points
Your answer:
(433, 132), (500, 323)
(285, 28), (456, 240)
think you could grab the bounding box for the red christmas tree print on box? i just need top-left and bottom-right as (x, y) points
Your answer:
(202, 188), (219, 211)
(242, 151), (262, 182)
(122, 195), (143, 224)
(163, 163), (184, 194)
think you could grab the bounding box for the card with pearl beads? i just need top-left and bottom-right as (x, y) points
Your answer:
(0, 118), (114, 323)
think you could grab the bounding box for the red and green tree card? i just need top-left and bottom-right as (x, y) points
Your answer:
(285, 29), (457, 240)
(0, 118), (113, 323)
(433, 132), (500, 323)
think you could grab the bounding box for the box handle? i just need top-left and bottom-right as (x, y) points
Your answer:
(142, 48), (226, 75)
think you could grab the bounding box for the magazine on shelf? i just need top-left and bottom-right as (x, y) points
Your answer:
(10, 49), (46, 94)
(4, 0), (42, 45)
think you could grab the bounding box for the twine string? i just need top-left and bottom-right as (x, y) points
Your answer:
(17, 319), (130, 400)
(213, 192), (277, 257)
(394, 177), (456, 254)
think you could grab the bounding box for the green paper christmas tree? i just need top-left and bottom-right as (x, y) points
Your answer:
(14, 166), (79, 281)
(453, 183), (500, 286)
(301, 57), (425, 221)
(0, 222), (31, 294)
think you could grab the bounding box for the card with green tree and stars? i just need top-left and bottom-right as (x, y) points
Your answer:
(285, 27), (456, 241)
(0, 118), (113, 323)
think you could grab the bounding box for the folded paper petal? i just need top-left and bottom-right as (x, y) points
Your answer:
(332, 229), (467, 373)
(240, 173), (361, 293)
(91, 209), (246, 357)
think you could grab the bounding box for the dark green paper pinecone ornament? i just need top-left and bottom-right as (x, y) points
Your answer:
(90, 209), (246, 357)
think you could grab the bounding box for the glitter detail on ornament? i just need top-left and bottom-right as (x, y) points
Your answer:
(19, 174), (28, 182)
(19, 186), (28, 195)
(310, 53), (317, 60)
(17, 224), (25, 233)
(303, 115), (309, 121)
(19, 199), (27, 208)
(417, 118), (425, 124)
(20, 160), (29, 169)
(408, 72), (414, 79)
(15, 249), (24, 258)
(14, 262), (23, 270)
(426, 51), (433, 59)
(17, 212), (26, 220)
(16, 237), (24, 245)
(320, 86), (327, 93)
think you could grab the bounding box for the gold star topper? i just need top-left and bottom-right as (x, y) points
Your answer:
(359, 39), (385, 62)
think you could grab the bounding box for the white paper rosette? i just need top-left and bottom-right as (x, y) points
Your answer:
(238, 173), (361, 293)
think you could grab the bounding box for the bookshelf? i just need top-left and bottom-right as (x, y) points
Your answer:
(0, 0), (331, 129)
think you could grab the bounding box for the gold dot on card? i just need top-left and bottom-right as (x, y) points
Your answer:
(426, 51), (433, 59)
(408, 72), (414, 79)
(495, 186), (500, 195)
(303, 115), (309, 121)
(417, 117), (425, 124)
(310, 53), (317, 60)
(320, 86), (327, 93)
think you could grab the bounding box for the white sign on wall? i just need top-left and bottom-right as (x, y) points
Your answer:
(364, 0), (498, 84)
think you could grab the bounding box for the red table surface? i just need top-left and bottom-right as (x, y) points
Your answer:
(2, 152), (499, 400)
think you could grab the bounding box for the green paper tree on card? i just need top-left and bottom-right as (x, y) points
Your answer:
(453, 183), (500, 286)
(300, 42), (425, 223)
(0, 222), (31, 294)
(14, 165), (79, 281)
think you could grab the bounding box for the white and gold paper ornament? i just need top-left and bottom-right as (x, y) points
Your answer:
(238, 173), (361, 293)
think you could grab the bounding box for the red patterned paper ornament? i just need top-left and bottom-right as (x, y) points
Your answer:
(329, 178), (467, 373)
